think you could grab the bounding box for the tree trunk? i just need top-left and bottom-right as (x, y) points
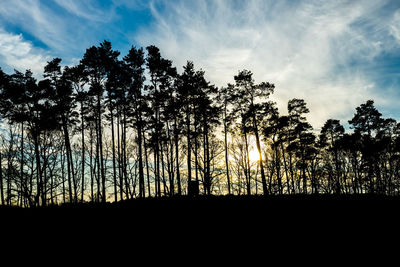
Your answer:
(205, 124), (211, 195)
(7, 128), (13, 206)
(202, 125), (207, 195)
(244, 131), (251, 195)
(143, 132), (151, 197)
(170, 137), (175, 196)
(95, 118), (101, 203)
(302, 157), (307, 194)
(20, 122), (24, 206)
(89, 125), (94, 202)
(280, 141), (290, 194)
(81, 102), (85, 202)
(0, 150), (4, 205)
(137, 114), (145, 198)
(223, 108), (231, 195)
(174, 117), (181, 195)
(110, 103), (117, 202)
(41, 142), (47, 206)
(123, 111), (129, 200)
(153, 147), (158, 197)
(194, 116), (199, 185)
(33, 131), (42, 206)
(252, 116), (268, 195)
(186, 104), (192, 192)
(160, 143), (167, 196)
(70, 138), (77, 202)
(166, 121), (174, 196)
(275, 143), (282, 195)
(156, 138), (161, 197)
(117, 113), (123, 200)
(98, 94), (106, 203)
(63, 127), (72, 203)
(49, 153), (54, 205)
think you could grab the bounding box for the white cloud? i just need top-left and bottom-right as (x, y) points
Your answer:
(0, 0), (116, 57)
(0, 0), (70, 52)
(1, 0), (398, 128)
(54, 0), (114, 22)
(136, 0), (399, 128)
(0, 28), (50, 77)
(390, 10), (400, 43)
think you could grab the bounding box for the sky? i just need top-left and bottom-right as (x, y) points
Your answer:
(1, 0), (400, 129)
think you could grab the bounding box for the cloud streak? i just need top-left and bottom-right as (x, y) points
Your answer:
(0, 0), (68, 52)
(136, 0), (400, 128)
(0, 0), (119, 61)
(53, 0), (111, 21)
(1, 0), (400, 128)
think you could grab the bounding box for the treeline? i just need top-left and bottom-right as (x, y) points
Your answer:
(0, 41), (399, 207)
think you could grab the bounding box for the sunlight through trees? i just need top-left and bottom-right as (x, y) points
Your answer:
(1, 41), (400, 207)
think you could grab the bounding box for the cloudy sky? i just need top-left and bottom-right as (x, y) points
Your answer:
(1, 0), (400, 128)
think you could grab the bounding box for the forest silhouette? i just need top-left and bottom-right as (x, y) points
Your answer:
(1, 40), (400, 208)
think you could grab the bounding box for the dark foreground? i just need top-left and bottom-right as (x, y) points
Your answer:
(1, 194), (400, 246)
(1, 194), (399, 219)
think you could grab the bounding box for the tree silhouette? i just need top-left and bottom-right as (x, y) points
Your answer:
(43, 58), (79, 203)
(81, 40), (120, 202)
(319, 119), (345, 194)
(145, 45), (177, 196)
(2, 41), (400, 207)
(349, 100), (383, 194)
(217, 85), (234, 195)
(177, 61), (196, 194)
(124, 46), (147, 198)
(64, 64), (88, 202)
(230, 70), (275, 195)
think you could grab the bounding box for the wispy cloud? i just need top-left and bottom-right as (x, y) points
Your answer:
(53, 0), (115, 22)
(390, 10), (400, 43)
(0, 0), (117, 61)
(136, 0), (400, 127)
(0, 0), (67, 51)
(1, 0), (399, 128)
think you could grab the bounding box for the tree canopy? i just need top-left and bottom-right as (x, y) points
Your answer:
(0, 41), (399, 207)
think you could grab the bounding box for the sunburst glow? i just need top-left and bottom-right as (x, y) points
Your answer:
(248, 147), (260, 164)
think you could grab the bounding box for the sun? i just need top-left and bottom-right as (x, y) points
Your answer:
(249, 147), (260, 163)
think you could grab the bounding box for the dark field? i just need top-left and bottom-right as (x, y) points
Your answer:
(2, 194), (399, 219)
(1, 194), (399, 245)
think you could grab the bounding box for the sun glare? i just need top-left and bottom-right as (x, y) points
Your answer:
(249, 147), (260, 163)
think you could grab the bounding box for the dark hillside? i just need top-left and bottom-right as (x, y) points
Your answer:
(1, 194), (398, 246)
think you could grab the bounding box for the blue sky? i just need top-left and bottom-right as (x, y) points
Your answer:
(1, 0), (400, 128)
